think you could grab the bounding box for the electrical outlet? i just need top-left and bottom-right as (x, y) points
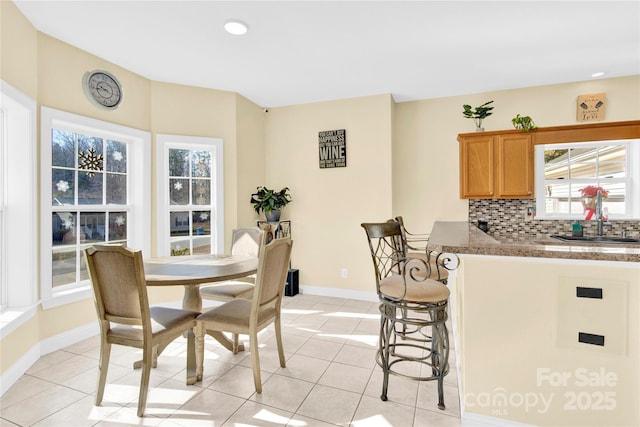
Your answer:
(525, 207), (535, 222)
(341, 268), (348, 279)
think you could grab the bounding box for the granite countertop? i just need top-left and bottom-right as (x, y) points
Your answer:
(427, 221), (640, 263)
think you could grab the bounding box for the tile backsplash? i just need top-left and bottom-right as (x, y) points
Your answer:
(468, 199), (640, 238)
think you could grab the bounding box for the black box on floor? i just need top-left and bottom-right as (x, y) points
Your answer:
(285, 269), (299, 296)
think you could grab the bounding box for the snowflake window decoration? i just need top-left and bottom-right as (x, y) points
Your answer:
(196, 161), (207, 176)
(174, 181), (183, 191)
(56, 180), (70, 192)
(199, 212), (209, 221)
(112, 151), (123, 162)
(78, 147), (104, 177)
(115, 215), (125, 226)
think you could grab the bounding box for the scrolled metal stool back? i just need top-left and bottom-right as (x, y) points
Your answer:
(361, 220), (452, 410)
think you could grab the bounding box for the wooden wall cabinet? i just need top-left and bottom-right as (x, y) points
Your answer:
(458, 131), (533, 199)
(458, 121), (640, 200)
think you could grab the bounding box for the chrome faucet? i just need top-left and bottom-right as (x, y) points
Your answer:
(595, 189), (611, 236)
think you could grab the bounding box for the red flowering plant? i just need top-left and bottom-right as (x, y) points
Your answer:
(579, 185), (608, 220)
(580, 185), (609, 198)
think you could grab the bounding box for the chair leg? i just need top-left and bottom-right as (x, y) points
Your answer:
(152, 345), (158, 368)
(250, 330), (262, 393)
(137, 344), (153, 417)
(275, 315), (286, 368)
(400, 307), (408, 337)
(377, 298), (450, 411)
(95, 340), (111, 406)
(195, 323), (205, 382)
(432, 315), (449, 410)
(379, 303), (394, 401)
(186, 328), (196, 385)
(232, 333), (240, 354)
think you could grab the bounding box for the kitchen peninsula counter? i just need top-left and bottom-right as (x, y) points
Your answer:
(428, 221), (640, 426)
(427, 221), (640, 263)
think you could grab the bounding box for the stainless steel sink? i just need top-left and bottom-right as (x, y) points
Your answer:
(551, 234), (640, 244)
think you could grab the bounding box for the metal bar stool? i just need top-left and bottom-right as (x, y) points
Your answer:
(394, 216), (456, 284)
(361, 221), (450, 410)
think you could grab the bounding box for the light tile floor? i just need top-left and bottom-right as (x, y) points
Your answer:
(0, 294), (483, 427)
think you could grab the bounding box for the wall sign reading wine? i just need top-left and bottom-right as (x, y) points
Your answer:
(318, 129), (346, 168)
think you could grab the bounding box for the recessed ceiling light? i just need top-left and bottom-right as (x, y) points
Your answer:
(224, 20), (248, 36)
(591, 72), (605, 78)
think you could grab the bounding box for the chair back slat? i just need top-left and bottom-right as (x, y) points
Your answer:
(394, 215), (429, 252)
(85, 245), (149, 326)
(361, 222), (405, 284)
(230, 227), (264, 257)
(253, 237), (293, 310)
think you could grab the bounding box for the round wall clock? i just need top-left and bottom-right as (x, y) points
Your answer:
(82, 70), (123, 110)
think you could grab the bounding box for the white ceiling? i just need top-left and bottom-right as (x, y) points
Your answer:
(14, 1), (640, 108)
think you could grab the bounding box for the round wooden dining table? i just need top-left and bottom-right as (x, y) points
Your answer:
(144, 253), (258, 352)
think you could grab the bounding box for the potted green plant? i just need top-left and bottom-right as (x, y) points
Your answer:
(512, 114), (537, 132)
(250, 186), (292, 222)
(462, 100), (494, 131)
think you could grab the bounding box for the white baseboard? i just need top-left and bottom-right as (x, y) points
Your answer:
(0, 344), (39, 396)
(462, 412), (536, 426)
(39, 321), (99, 355)
(299, 284), (378, 302)
(0, 321), (99, 397)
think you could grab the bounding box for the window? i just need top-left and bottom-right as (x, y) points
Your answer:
(0, 81), (37, 317)
(40, 108), (150, 307)
(535, 140), (640, 219)
(0, 96), (5, 311)
(156, 135), (224, 256)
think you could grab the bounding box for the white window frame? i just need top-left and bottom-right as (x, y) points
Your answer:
(0, 81), (38, 323)
(156, 134), (224, 256)
(40, 107), (151, 309)
(535, 139), (640, 220)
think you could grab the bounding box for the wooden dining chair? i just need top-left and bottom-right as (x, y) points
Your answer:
(199, 227), (264, 349)
(84, 244), (199, 417)
(199, 226), (264, 301)
(195, 236), (293, 392)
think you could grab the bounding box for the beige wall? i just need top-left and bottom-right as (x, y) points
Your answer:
(236, 95), (266, 227)
(0, 316), (38, 376)
(150, 81), (240, 254)
(0, 0), (38, 98)
(264, 94), (394, 294)
(393, 75), (640, 235)
(394, 96), (470, 232)
(261, 76), (639, 295)
(37, 34), (151, 130)
(149, 85), (266, 251)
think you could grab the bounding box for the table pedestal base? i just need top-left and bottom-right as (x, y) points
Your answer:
(206, 330), (245, 352)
